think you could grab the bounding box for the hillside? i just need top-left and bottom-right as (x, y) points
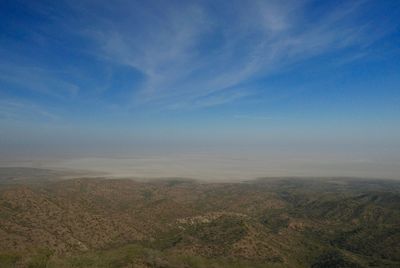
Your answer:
(0, 169), (399, 267)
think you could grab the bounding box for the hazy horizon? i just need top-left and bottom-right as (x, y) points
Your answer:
(1, 145), (399, 180)
(1, 0), (400, 180)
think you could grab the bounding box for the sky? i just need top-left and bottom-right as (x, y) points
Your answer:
(0, 0), (400, 178)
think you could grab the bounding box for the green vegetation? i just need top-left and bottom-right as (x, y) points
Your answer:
(0, 172), (399, 267)
(28, 248), (53, 268)
(0, 252), (20, 268)
(311, 250), (361, 268)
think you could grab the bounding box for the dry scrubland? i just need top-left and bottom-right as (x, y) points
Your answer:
(0, 168), (399, 267)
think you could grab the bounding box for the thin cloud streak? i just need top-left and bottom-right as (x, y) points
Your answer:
(0, 0), (396, 112)
(0, 63), (79, 99)
(75, 0), (384, 109)
(0, 99), (60, 121)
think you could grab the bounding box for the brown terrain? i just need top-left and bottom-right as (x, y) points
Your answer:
(0, 168), (399, 267)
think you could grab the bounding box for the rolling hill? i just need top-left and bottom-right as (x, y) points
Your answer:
(0, 168), (399, 267)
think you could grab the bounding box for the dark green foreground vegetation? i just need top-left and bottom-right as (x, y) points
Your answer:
(0, 168), (399, 267)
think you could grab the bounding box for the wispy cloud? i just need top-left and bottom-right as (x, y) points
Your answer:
(0, 63), (79, 99)
(168, 89), (252, 110)
(0, 99), (60, 121)
(68, 0), (386, 109)
(1, 0), (396, 112)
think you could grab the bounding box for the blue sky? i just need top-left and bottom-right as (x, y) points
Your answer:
(0, 0), (400, 163)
